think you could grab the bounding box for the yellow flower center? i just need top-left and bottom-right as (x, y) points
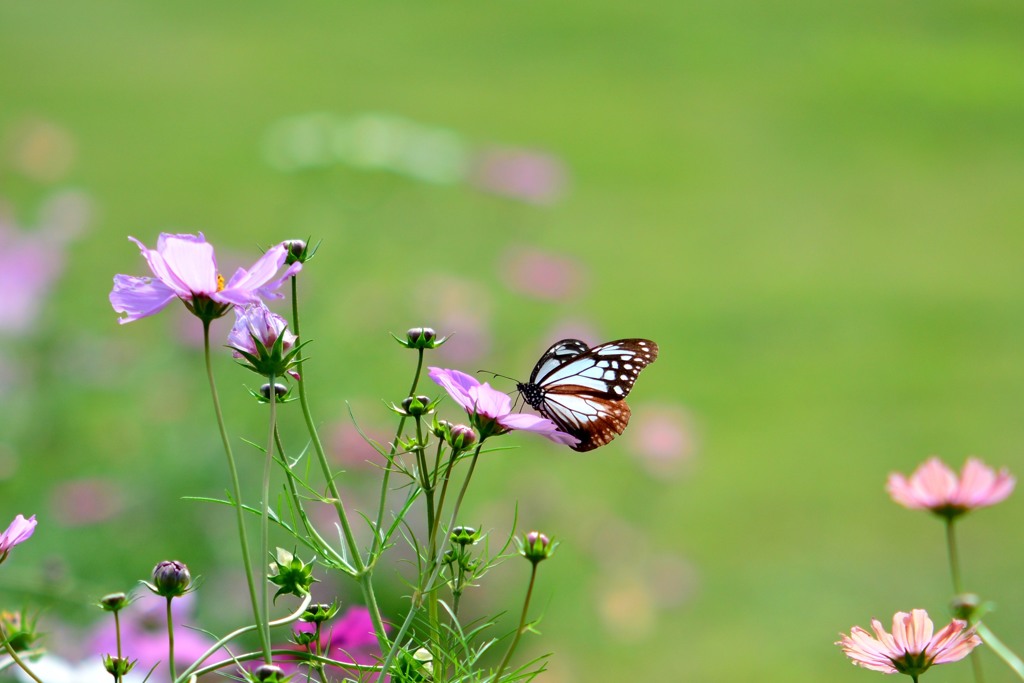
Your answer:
(216, 273), (225, 292)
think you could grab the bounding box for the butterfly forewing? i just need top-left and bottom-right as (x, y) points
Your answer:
(519, 338), (658, 452)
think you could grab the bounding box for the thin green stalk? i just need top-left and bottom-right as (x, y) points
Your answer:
(259, 371), (279, 664)
(166, 597), (177, 681)
(378, 444), (483, 680)
(945, 518), (963, 594)
(174, 594), (312, 683)
(494, 562), (539, 681)
(185, 647), (381, 680)
(288, 276), (388, 651)
(203, 320), (270, 662)
(372, 346), (425, 557)
(944, 518), (984, 683)
(0, 622), (42, 683)
(976, 622), (1024, 681)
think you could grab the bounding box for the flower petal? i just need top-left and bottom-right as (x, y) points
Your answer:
(500, 413), (581, 446)
(110, 274), (177, 324)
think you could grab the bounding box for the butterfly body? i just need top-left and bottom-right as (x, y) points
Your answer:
(517, 338), (658, 452)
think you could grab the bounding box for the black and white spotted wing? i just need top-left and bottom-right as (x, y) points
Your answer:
(517, 339), (658, 452)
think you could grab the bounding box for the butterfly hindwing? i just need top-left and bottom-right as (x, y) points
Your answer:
(519, 338), (658, 452)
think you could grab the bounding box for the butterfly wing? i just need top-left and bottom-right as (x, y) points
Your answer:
(523, 339), (658, 452)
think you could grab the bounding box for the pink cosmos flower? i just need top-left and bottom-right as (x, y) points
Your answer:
(429, 367), (579, 447)
(0, 514), (36, 563)
(110, 233), (301, 324)
(837, 609), (980, 677)
(887, 457), (1015, 518)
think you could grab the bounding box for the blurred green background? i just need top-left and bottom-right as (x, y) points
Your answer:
(2, 1), (1024, 681)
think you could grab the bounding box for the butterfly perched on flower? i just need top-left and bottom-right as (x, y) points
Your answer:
(517, 338), (658, 452)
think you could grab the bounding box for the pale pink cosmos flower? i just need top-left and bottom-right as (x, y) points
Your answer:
(887, 457), (1015, 518)
(429, 367), (579, 447)
(500, 246), (586, 302)
(110, 233), (301, 324)
(0, 514), (36, 563)
(227, 302), (300, 379)
(837, 609), (980, 677)
(470, 147), (568, 205)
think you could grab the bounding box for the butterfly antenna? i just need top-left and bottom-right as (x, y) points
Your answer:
(477, 370), (520, 384)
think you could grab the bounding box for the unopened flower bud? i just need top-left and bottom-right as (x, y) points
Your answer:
(401, 395), (434, 417)
(951, 593), (981, 621)
(148, 560), (192, 598)
(98, 592), (130, 613)
(450, 526), (480, 546)
(0, 610), (37, 652)
(447, 424), (476, 450)
(283, 239), (308, 265)
(293, 629), (318, 646)
(103, 655), (137, 678)
(269, 548), (317, 599)
(253, 664), (286, 682)
(519, 531), (557, 564)
(396, 326), (448, 350)
(300, 601), (340, 624)
(261, 383), (290, 401)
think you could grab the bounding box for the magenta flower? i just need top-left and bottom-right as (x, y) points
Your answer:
(0, 514), (36, 563)
(280, 606), (383, 679)
(887, 457), (1015, 518)
(110, 233), (301, 324)
(429, 367), (579, 447)
(837, 609), (980, 678)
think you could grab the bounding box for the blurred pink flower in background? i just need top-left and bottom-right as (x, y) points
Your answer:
(626, 404), (697, 480)
(413, 275), (492, 365)
(91, 593), (216, 683)
(499, 246), (587, 302)
(0, 215), (67, 336)
(887, 457), (1015, 518)
(470, 147), (568, 205)
(837, 609), (980, 676)
(48, 478), (123, 527)
(330, 419), (388, 471)
(281, 606), (382, 679)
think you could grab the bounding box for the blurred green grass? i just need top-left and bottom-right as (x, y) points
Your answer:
(2, 1), (1024, 681)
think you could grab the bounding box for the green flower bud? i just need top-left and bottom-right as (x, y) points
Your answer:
(103, 655), (137, 678)
(268, 548), (317, 600)
(401, 395), (434, 417)
(283, 239), (310, 265)
(450, 526), (480, 547)
(97, 592), (131, 613)
(394, 326), (448, 350)
(0, 610), (38, 652)
(300, 601), (341, 624)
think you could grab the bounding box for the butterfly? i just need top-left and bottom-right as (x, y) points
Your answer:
(517, 338), (659, 452)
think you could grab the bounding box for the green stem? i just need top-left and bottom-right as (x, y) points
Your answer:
(166, 597), (177, 681)
(174, 593), (312, 683)
(495, 561), (540, 681)
(185, 647), (381, 679)
(976, 622), (1024, 680)
(203, 319), (270, 662)
(377, 444), (483, 680)
(945, 518), (963, 594)
(288, 276), (388, 651)
(259, 371), (278, 664)
(0, 622), (42, 683)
